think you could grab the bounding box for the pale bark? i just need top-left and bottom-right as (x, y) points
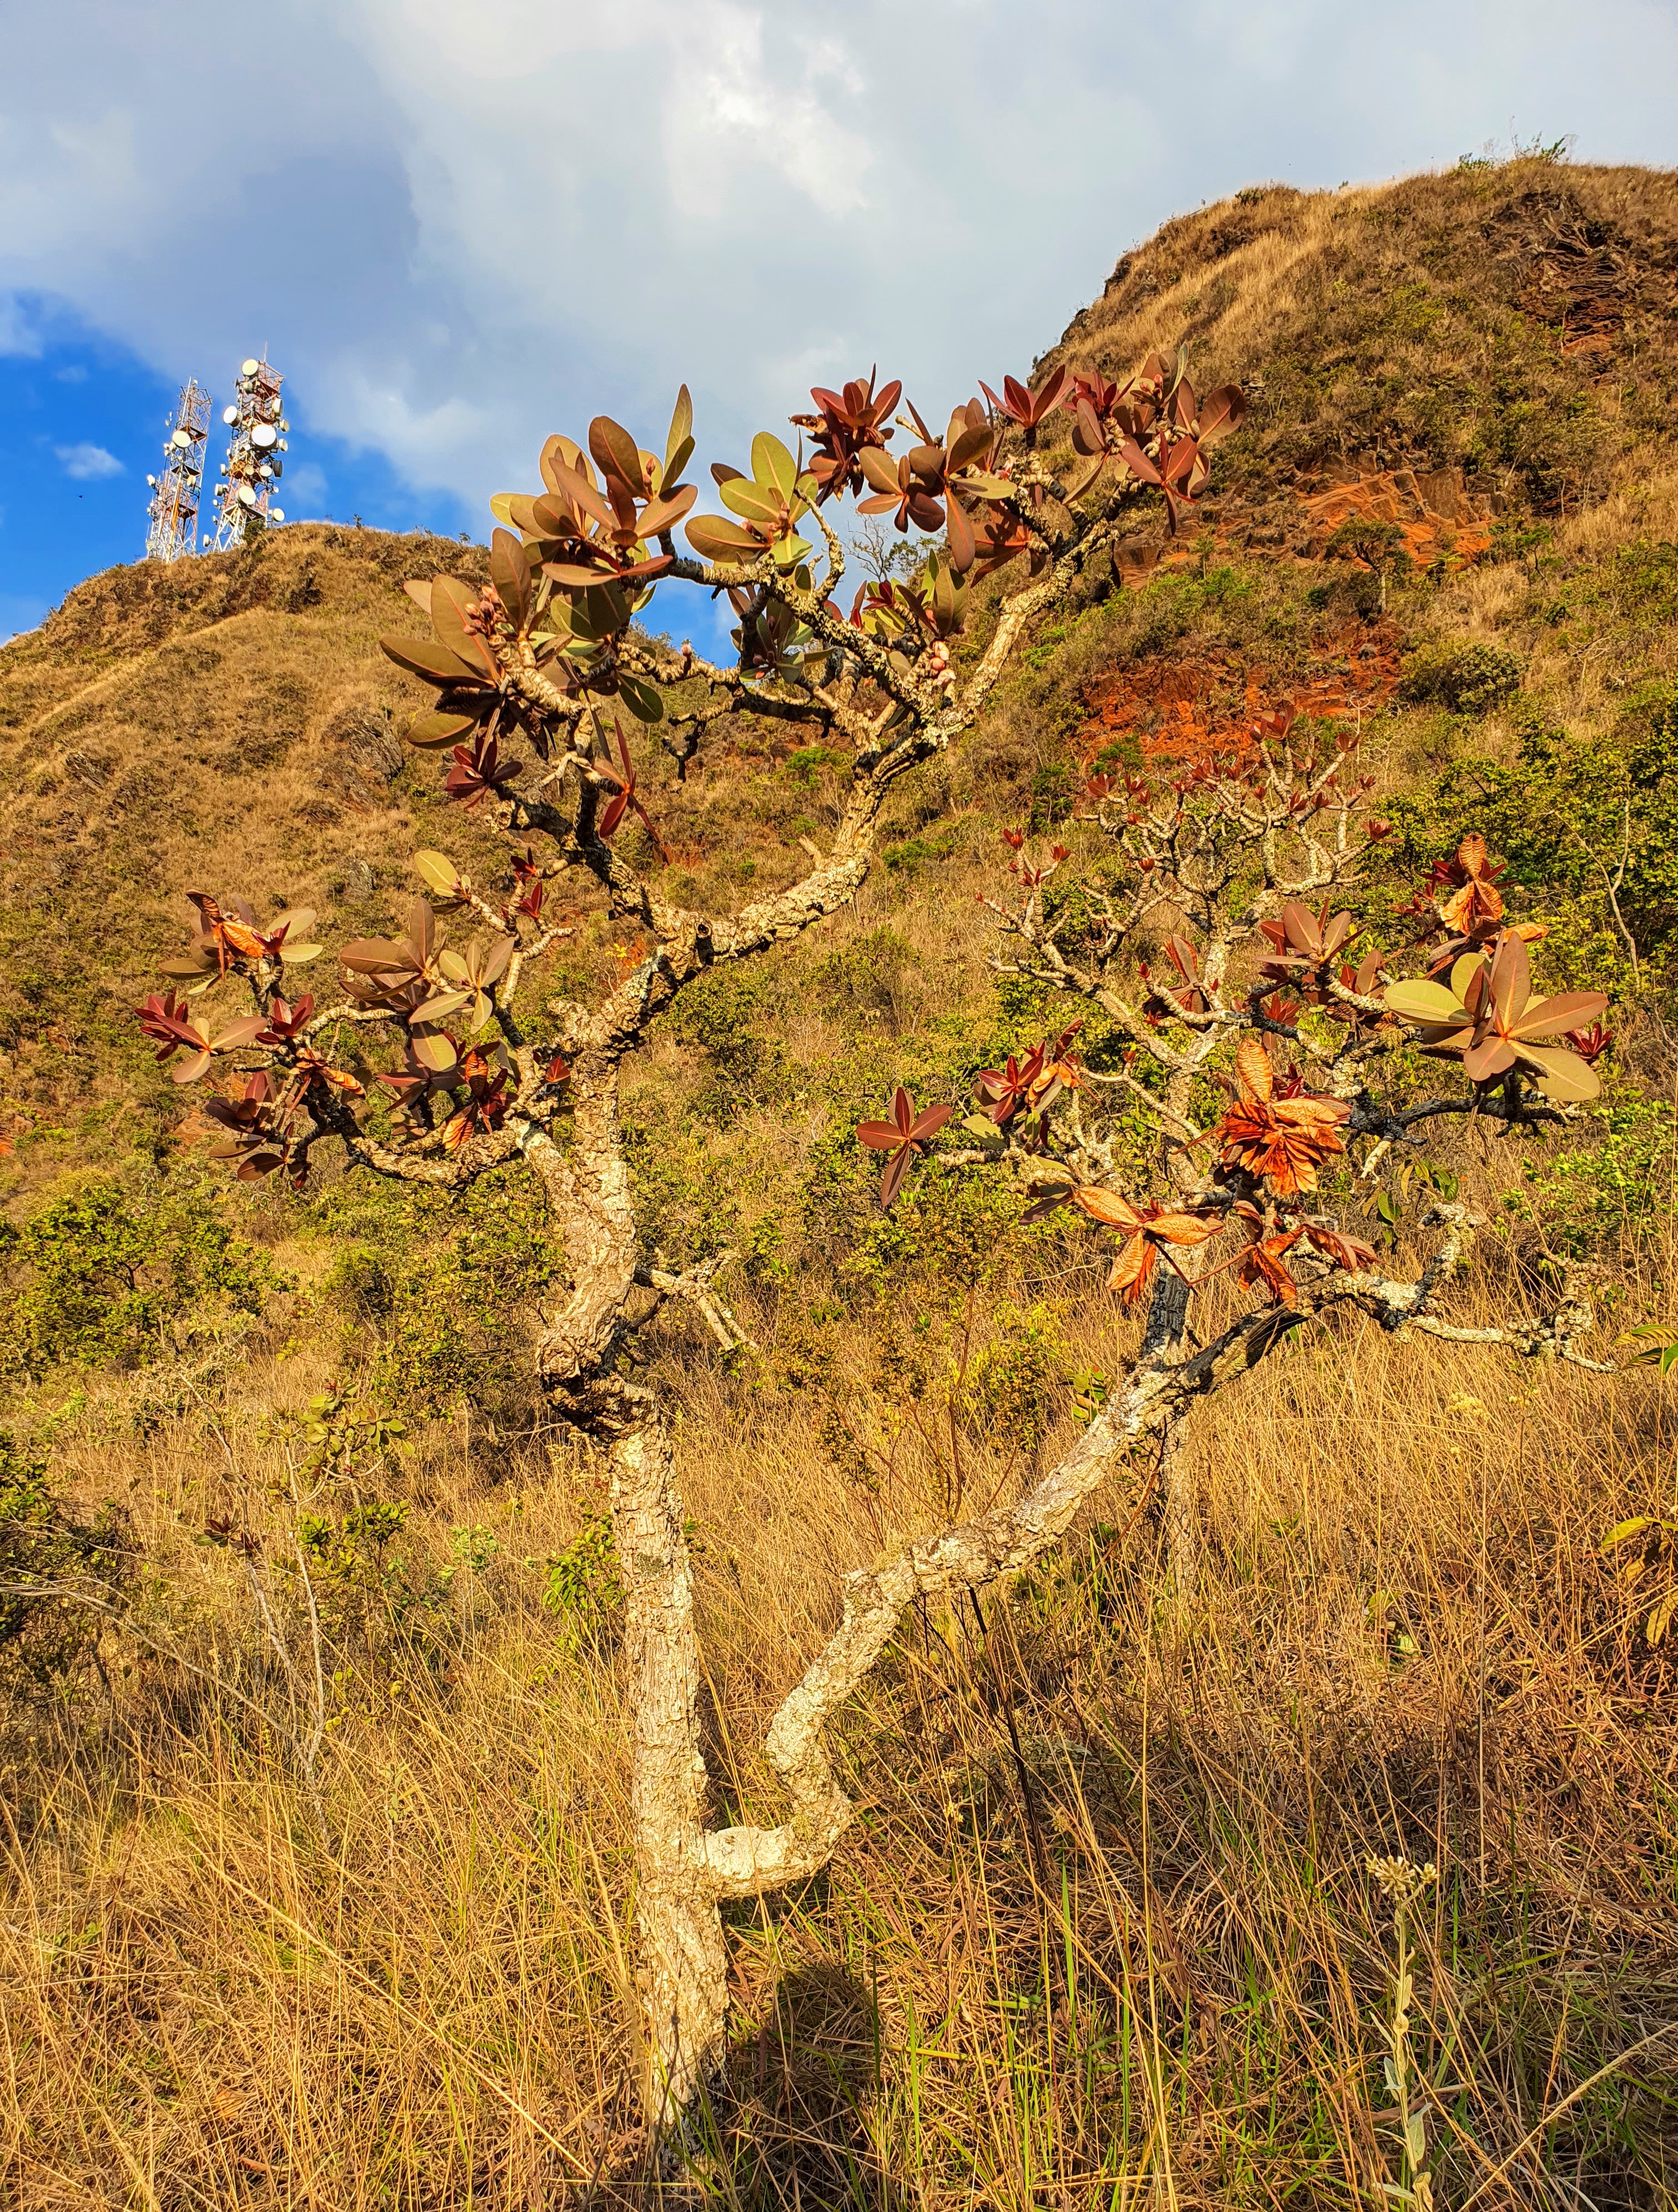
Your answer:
(602, 1386), (727, 2126)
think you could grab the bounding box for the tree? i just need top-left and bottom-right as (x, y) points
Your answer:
(134, 350), (1610, 2141)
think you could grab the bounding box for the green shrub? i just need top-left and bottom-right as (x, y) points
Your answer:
(1386, 700), (1678, 971)
(287, 1497), (447, 1695)
(883, 826), (962, 874)
(784, 744), (848, 788)
(1398, 640), (1524, 716)
(1503, 1098), (1678, 1256)
(305, 1166), (563, 1420)
(812, 928), (925, 1030)
(0, 1172), (285, 1380)
(959, 1303), (1067, 1454)
(537, 1514), (624, 1654)
(663, 965), (788, 1115)
(0, 1430), (135, 1699)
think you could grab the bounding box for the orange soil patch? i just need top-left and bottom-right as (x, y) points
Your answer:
(1078, 625), (1401, 768)
(1295, 461), (1494, 572)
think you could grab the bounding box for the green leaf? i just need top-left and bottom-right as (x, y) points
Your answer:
(685, 514), (764, 563)
(664, 384), (694, 483)
(751, 431), (797, 499)
(1382, 977), (1469, 1024)
(414, 851), (463, 899)
(618, 674), (664, 725)
(719, 476), (783, 525)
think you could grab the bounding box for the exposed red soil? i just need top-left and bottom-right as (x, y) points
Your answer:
(1077, 622), (1402, 767)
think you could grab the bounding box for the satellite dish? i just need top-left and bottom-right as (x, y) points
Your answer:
(223, 405), (238, 425)
(257, 464), (272, 479)
(146, 473), (156, 487)
(241, 358), (260, 377)
(171, 427), (191, 447)
(270, 508), (285, 523)
(238, 485), (256, 507)
(251, 423), (277, 449)
(277, 439), (288, 452)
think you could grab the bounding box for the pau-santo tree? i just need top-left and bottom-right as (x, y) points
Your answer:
(135, 350), (1611, 2133)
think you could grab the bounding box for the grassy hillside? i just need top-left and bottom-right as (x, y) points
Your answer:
(2, 153), (1678, 2208)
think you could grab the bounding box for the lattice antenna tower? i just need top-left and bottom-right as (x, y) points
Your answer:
(144, 379), (212, 562)
(210, 355), (290, 550)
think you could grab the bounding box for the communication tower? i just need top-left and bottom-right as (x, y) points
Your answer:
(210, 356), (290, 549)
(144, 379), (213, 562)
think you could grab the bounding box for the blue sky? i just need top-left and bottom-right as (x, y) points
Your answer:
(0, 300), (472, 639)
(3, 0), (1676, 643)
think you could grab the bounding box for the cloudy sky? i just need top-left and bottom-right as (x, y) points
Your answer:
(2, 0), (1674, 640)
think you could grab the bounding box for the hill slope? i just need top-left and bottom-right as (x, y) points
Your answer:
(3, 156), (1678, 2209)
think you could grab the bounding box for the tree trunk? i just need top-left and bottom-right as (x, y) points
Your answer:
(605, 1386), (730, 2128)
(525, 1066), (733, 2128)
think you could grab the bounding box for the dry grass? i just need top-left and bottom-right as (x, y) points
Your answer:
(6, 156), (1678, 2210)
(4, 1210), (1676, 2208)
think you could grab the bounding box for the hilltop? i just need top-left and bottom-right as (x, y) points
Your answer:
(3, 156), (1678, 2208)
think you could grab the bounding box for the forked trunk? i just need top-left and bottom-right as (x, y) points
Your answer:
(605, 1390), (730, 2126)
(527, 1075), (735, 2125)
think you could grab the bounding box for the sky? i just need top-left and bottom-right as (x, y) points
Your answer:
(2, 0), (1675, 643)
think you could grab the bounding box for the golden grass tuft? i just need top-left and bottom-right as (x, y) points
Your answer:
(4, 1216), (1676, 2206)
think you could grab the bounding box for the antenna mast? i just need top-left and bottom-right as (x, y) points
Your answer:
(144, 379), (212, 561)
(210, 356), (289, 549)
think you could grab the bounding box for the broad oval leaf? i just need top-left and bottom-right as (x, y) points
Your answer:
(638, 483), (697, 538)
(685, 514), (764, 563)
(1383, 977), (1470, 1024)
(380, 635), (488, 688)
(665, 384), (694, 482)
(212, 1017), (270, 1051)
(857, 1120), (904, 1152)
(1511, 989), (1610, 1040)
(410, 1031), (461, 1075)
(618, 674), (664, 725)
(589, 414), (645, 498)
(1072, 1186), (1144, 1228)
(751, 431), (798, 499)
(1518, 1042), (1602, 1102)
(414, 850), (463, 898)
(490, 528), (533, 633)
(719, 476), (784, 524)
(406, 707), (481, 749)
(339, 937), (415, 976)
(946, 493), (977, 575)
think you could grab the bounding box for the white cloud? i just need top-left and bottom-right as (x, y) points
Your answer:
(0, 292), (41, 357)
(55, 441), (123, 480)
(1, 0), (1675, 532)
(282, 460), (329, 513)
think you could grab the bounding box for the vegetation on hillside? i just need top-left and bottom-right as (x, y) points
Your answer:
(1, 152), (1676, 2206)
